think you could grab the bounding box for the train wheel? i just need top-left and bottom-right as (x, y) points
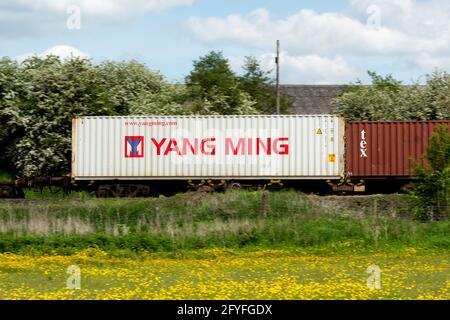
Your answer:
(96, 185), (111, 198)
(0, 185), (25, 199)
(228, 182), (242, 190)
(96, 184), (155, 198)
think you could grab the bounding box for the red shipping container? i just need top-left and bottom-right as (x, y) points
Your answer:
(346, 121), (450, 177)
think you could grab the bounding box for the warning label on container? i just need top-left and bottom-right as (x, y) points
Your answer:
(316, 129), (323, 135)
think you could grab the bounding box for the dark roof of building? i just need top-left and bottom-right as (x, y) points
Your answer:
(280, 85), (346, 114)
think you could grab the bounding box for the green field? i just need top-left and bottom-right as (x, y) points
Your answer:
(0, 190), (448, 300)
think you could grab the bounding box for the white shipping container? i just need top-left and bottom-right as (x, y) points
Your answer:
(72, 115), (345, 180)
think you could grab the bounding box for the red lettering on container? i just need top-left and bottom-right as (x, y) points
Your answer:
(273, 137), (289, 155)
(164, 138), (182, 155)
(151, 138), (166, 155)
(225, 138), (245, 155)
(201, 138), (216, 155)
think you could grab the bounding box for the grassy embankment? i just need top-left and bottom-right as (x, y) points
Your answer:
(0, 190), (448, 254)
(0, 190), (448, 300)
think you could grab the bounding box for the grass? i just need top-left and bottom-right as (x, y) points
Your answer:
(23, 189), (92, 199)
(0, 248), (448, 300)
(0, 170), (13, 184)
(0, 190), (448, 300)
(0, 190), (448, 254)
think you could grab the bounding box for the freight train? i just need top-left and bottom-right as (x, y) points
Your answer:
(1, 115), (449, 198)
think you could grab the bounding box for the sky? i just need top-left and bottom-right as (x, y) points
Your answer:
(1, 0), (450, 84)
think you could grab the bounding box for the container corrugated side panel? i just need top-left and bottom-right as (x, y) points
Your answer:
(346, 121), (450, 177)
(71, 118), (77, 179)
(73, 115), (345, 180)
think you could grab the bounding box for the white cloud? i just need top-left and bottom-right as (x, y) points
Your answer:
(42, 45), (89, 59)
(348, 0), (450, 36)
(16, 45), (89, 63)
(2, 0), (194, 16)
(0, 0), (195, 38)
(229, 52), (357, 84)
(415, 53), (450, 71)
(187, 1), (450, 82)
(275, 53), (357, 84)
(186, 1), (450, 56)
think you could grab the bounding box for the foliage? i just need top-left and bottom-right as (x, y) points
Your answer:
(0, 56), (187, 176)
(185, 52), (292, 115)
(0, 58), (24, 173)
(96, 60), (187, 115)
(185, 51), (259, 115)
(14, 57), (114, 176)
(0, 191), (448, 253)
(129, 83), (189, 115)
(238, 56), (292, 114)
(407, 125), (450, 220)
(333, 70), (450, 121)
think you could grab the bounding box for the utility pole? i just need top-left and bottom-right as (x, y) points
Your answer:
(275, 40), (280, 115)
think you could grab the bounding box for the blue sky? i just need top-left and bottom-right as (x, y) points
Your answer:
(1, 0), (449, 84)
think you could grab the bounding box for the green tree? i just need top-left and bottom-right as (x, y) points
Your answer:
(408, 125), (450, 220)
(415, 71), (450, 120)
(96, 60), (184, 115)
(129, 83), (189, 115)
(0, 56), (189, 177)
(238, 56), (292, 114)
(0, 58), (25, 174)
(332, 71), (450, 121)
(366, 70), (403, 90)
(332, 71), (404, 121)
(185, 51), (258, 115)
(14, 56), (113, 176)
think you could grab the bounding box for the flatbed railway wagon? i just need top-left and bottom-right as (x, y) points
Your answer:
(2, 116), (449, 198)
(71, 115), (346, 197)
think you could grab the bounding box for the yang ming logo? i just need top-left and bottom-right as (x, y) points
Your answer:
(125, 136), (144, 158)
